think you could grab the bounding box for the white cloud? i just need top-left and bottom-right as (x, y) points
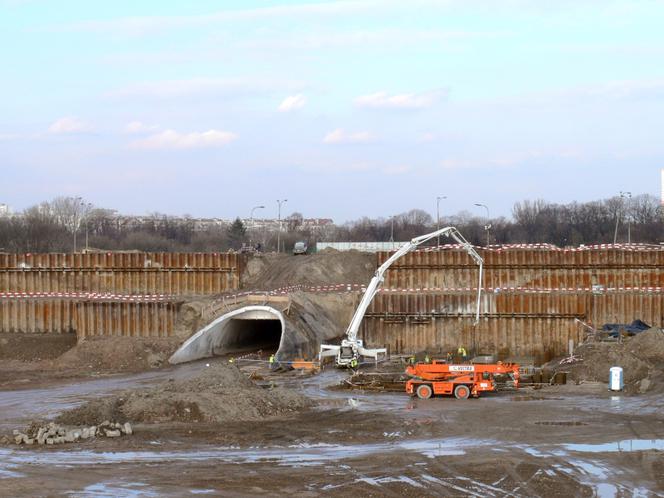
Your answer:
(125, 121), (160, 134)
(131, 129), (238, 150)
(277, 94), (307, 112)
(355, 90), (446, 109)
(48, 117), (91, 134)
(323, 129), (375, 144)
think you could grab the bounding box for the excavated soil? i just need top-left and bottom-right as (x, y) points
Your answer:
(56, 362), (311, 426)
(0, 336), (181, 389)
(548, 328), (664, 393)
(242, 250), (375, 290)
(0, 333), (77, 361)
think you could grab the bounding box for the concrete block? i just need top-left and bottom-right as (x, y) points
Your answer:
(14, 435), (23, 445)
(46, 438), (54, 445)
(105, 429), (121, 438)
(123, 422), (133, 435)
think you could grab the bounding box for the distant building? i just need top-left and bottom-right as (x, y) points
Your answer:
(0, 203), (11, 216)
(661, 169), (664, 206)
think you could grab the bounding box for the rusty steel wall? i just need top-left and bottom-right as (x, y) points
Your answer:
(378, 248), (664, 289)
(0, 299), (77, 334)
(360, 314), (582, 364)
(361, 291), (664, 362)
(76, 301), (179, 339)
(0, 252), (245, 295)
(0, 298), (180, 338)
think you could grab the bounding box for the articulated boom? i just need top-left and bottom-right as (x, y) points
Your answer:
(319, 226), (484, 367)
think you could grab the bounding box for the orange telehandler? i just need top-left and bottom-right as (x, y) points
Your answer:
(405, 361), (520, 399)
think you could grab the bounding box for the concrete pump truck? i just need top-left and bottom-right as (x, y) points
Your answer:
(318, 226), (484, 368)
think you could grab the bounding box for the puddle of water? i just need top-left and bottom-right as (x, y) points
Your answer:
(66, 481), (158, 498)
(564, 439), (664, 453)
(0, 437), (483, 472)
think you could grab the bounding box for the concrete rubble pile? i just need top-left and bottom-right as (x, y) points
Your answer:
(13, 420), (132, 446)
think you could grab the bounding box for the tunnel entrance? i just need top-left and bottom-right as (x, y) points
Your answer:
(169, 305), (287, 364)
(213, 318), (282, 355)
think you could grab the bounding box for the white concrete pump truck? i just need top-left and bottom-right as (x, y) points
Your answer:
(319, 226), (484, 368)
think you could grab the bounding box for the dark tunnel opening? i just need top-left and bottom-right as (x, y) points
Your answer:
(218, 318), (283, 354)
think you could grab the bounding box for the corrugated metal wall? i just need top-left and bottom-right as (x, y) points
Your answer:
(377, 248), (664, 289)
(0, 299), (179, 338)
(0, 252), (245, 295)
(76, 301), (178, 339)
(0, 299), (77, 334)
(363, 247), (664, 362)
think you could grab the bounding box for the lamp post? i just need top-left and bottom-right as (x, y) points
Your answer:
(436, 195), (446, 247)
(276, 199), (287, 253)
(390, 216), (394, 242)
(73, 196), (82, 252)
(474, 203), (491, 246)
(84, 202), (92, 252)
(249, 205), (265, 245)
(614, 191), (632, 244)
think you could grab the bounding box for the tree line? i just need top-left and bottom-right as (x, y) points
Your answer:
(0, 194), (661, 253)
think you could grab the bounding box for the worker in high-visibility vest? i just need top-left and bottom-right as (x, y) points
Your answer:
(424, 354), (431, 364)
(457, 346), (468, 362)
(408, 355), (416, 365)
(269, 354), (275, 371)
(350, 358), (358, 370)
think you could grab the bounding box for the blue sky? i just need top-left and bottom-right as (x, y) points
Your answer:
(1, 0), (663, 222)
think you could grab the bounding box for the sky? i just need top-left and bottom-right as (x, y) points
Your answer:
(1, 0), (663, 222)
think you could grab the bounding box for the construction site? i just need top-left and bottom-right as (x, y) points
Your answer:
(0, 232), (663, 497)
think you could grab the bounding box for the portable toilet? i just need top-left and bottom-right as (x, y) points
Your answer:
(609, 366), (624, 391)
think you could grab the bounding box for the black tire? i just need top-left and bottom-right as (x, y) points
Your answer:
(454, 384), (471, 400)
(416, 384), (433, 399)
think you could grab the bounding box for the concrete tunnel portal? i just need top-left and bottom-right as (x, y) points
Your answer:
(169, 306), (286, 364)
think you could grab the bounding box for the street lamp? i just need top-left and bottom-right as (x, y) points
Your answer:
(249, 205), (265, 247)
(613, 191), (632, 244)
(436, 196), (446, 247)
(73, 196), (82, 252)
(474, 203), (491, 246)
(250, 205), (265, 226)
(83, 202), (92, 252)
(276, 199), (287, 253)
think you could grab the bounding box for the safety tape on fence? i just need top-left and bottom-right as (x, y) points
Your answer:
(2, 283), (663, 303)
(417, 242), (664, 253)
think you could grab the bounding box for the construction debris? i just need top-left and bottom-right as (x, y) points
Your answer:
(12, 421), (132, 445)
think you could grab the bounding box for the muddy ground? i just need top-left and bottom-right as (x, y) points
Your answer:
(1, 353), (664, 497)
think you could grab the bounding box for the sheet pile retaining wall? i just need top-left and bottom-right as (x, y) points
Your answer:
(0, 252), (244, 295)
(364, 247), (664, 362)
(0, 298), (180, 338)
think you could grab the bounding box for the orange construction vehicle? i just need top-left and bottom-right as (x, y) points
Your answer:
(405, 360), (520, 400)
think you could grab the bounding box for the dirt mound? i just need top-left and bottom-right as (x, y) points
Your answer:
(548, 328), (664, 394)
(242, 251), (375, 290)
(54, 337), (180, 372)
(625, 327), (664, 361)
(57, 362), (311, 426)
(0, 333), (76, 361)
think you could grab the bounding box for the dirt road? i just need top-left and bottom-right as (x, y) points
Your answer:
(1, 359), (663, 497)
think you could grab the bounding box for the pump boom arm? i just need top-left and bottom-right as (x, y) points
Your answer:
(319, 226), (484, 367)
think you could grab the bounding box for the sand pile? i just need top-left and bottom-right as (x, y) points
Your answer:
(549, 328), (664, 394)
(57, 362), (311, 426)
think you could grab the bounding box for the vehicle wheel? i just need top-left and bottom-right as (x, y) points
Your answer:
(416, 384), (433, 400)
(454, 385), (470, 400)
